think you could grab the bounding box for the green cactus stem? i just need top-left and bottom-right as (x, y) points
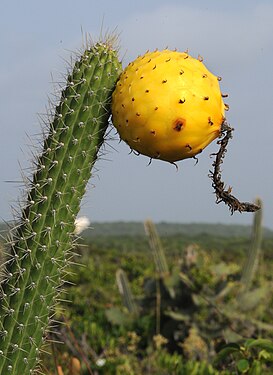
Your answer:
(116, 269), (138, 315)
(144, 219), (169, 277)
(144, 219), (170, 334)
(240, 197), (263, 292)
(0, 37), (122, 374)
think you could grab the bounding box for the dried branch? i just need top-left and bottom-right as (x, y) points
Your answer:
(209, 121), (260, 214)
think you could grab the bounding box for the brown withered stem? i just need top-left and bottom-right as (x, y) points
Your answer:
(209, 121), (260, 214)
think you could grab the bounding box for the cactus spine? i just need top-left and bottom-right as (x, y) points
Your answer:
(240, 197), (263, 291)
(0, 38), (122, 374)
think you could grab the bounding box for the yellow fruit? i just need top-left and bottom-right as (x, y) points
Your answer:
(111, 49), (226, 162)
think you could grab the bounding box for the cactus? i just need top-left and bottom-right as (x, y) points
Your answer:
(144, 219), (171, 335)
(144, 219), (169, 277)
(0, 37), (122, 374)
(240, 197), (263, 291)
(116, 269), (138, 315)
(112, 49), (226, 163)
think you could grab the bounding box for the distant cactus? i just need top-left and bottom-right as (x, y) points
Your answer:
(0, 37), (122, 374)
(144, 219), (169, 277)
(116, 269), (138, 315)
(240, 197), (263, 291)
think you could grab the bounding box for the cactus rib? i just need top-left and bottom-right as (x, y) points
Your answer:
(0, 38), (122, 374)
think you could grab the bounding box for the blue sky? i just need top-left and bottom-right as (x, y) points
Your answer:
(0, 0), (272, 229)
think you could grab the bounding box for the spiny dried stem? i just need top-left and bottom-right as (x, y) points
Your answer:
(209, 121), (260, 214)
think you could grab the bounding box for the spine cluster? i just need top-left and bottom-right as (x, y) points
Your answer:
(0, 40), (122, 374)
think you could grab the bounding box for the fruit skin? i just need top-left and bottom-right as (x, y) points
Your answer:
(112, 49), (226, 163)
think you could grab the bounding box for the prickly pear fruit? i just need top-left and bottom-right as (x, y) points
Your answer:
(111, 49), (226, 162)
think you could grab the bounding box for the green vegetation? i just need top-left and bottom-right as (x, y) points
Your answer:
(80, 221), (273, 239)
(31, 212), (273, 374)
(2, 215), (273, 374)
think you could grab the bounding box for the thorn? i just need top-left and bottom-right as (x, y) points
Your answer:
(170, 161), (179, 171)
(193, 156), (199, 165)
(147, 158), (153, 166)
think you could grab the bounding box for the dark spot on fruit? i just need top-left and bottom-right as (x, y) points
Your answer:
(154, 106), (158, 110)
(153, 65), (156, 70)
(150, 130), (156, 135)
(145, 89), (149, 93)
(122, 104), (125, 108)
(204, 96), (209, 100)
(208, 117), (213, 125)
(132, 97), (135, 101)
(140, 76), (144, 79)
(202, 74), (207, 78)
(136, 112), (140, 116)
(165, 58), (171, 62)
(174, 123), (183, 131)
(173, 118), (185, 132)
(126, 119), (129, 123)
(186, 144), (192, 150)
(180, 70), (184, 75)
(162, 79), (167, 83)
(179, 98), (185, 104)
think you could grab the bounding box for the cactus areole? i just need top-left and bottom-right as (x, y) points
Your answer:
(112, 49), (226, 162)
